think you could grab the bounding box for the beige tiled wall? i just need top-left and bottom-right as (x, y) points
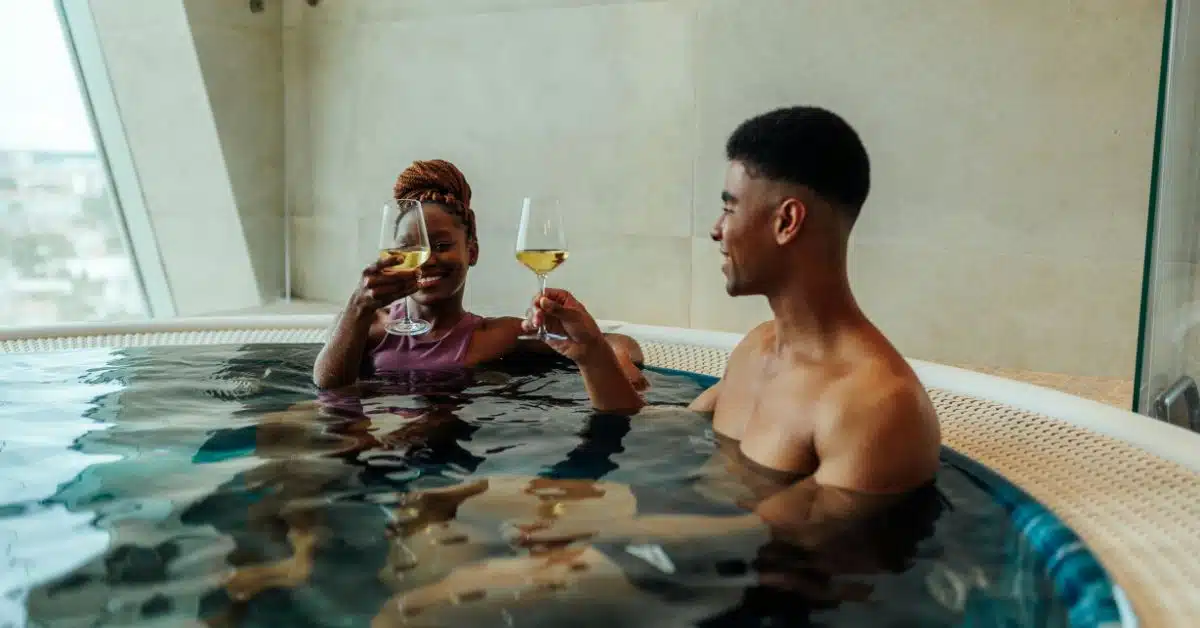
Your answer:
(286, 0), (1165, 378)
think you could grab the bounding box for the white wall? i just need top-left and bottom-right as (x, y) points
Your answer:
(288, 1), (1160, 377)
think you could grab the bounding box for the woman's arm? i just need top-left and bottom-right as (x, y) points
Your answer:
(520, 290), (646, 414)
(313, 299), (383, 389)
(468, 318), (648, 390)
(510, 325), (644, 364)
(313, 259), (417, 389)
(519, 331), (648, 391)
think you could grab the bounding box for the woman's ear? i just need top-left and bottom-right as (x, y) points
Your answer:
(468, 241), (480, 266)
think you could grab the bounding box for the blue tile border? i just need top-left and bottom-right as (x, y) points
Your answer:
(944, 448), (1128, 628)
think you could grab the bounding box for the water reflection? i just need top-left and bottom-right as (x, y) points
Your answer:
(0, 345), (1066, 626)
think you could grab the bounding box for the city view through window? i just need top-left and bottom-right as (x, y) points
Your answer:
(0, 0), (147, 327)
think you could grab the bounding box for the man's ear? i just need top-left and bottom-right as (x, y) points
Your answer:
(774, 197), (807, 245)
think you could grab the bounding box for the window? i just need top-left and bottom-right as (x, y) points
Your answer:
(0, 0), (148, 326)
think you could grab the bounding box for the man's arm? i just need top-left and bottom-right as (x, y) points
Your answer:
(685, 324), (766, 413)
(688, 380), (722, 413)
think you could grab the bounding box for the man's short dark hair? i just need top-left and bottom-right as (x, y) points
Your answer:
(726, 106), (871, 223)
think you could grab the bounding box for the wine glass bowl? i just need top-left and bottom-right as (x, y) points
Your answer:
(515, 196), (568, 341)
(379, 199), (432, 336)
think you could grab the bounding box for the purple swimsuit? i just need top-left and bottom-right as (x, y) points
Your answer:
(367, 302), (485, 374)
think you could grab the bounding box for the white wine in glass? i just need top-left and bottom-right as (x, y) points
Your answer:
(379, 198), (432, 336)
(515, 196), (568, 341)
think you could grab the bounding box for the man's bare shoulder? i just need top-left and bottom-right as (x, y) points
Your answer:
(835, 349), (936, 429)
(812, 356), (941, 492)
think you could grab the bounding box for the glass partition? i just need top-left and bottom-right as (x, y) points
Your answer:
(1136, 0), (1200, 428)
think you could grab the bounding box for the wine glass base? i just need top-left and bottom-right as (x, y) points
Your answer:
(518, 331), (567, 342)
(385, 319), (432, 336)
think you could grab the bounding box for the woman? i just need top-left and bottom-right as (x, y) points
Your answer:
(313, 159), (645, 390)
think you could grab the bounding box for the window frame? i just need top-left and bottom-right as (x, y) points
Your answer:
(53, 0), (176, 318)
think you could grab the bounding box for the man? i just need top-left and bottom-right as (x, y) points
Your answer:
(525, 105), (941, 504)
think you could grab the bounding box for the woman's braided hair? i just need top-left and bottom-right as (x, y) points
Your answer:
(393, 159), (477, 245)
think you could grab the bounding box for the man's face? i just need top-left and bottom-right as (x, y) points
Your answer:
(711, 161), (779, 296)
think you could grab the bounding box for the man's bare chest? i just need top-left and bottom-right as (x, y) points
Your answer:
(710, 372), (821, 475)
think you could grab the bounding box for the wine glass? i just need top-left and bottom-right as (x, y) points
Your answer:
(379, 199), (432, 336)
(515, 196), (569, 341)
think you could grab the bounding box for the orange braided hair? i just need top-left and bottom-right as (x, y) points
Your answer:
(393, 159), (476, 244)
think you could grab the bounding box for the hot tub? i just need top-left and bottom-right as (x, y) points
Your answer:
(2, 316), (1197, 627)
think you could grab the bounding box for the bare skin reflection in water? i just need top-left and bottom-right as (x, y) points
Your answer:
(370, 439), (937, 626)
(211, 390), (938, 627)
(217, 384), (483, 604)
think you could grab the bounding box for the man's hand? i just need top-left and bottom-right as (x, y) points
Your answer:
(523, 288), (606, 363)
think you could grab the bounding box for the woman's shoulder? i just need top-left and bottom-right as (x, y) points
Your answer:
(473, 314), (524, 332)
(462, 315), (526, 364)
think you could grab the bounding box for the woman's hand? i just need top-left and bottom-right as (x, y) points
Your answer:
(525, 288), (645, 414)
(522, 288), (606, 363)
(614, 347), (649, 392)
(350, 258), (419, 316)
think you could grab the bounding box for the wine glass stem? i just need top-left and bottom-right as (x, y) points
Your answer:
(537, 274), (548, 337)
(401, 297), (413, 324)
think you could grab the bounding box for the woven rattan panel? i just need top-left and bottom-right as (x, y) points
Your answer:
(642, 341), (730, 377)
(0, 329), (328, 353)
(930, 389), (1200, 626)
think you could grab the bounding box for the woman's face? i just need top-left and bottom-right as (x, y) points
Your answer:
(398, 203), (474, 305)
